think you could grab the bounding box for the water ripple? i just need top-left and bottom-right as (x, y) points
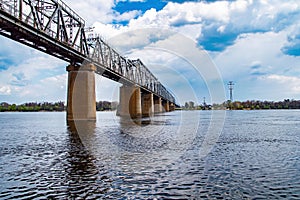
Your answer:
(0, 111), (300, 199)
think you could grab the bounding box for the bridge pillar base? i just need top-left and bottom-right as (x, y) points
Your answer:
(118, 85), (142, 119)
(66, 64), (96, 121)
(142, 93), (154, 117)
(154, 96), (163, 113)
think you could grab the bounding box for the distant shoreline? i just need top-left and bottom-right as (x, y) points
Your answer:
(2, 109), (300, 113)
(181, 108), (300, 111)
(183, 99), (300, 110)
(0, 101), (118, 112)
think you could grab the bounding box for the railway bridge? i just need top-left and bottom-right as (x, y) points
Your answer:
(0, 0), (177, 120)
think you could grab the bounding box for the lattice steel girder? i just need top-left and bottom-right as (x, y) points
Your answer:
(0, 0), (89, 60)
(87, 37), (175, 103)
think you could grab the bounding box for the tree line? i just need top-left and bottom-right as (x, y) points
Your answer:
(0, 102), (65, 112)
(0, 101), (118, 112)
(213, 99), (300, 110)
(96, 101), (118, 111)
(2, 99), (298, 112)
(181, 99), (300, 110)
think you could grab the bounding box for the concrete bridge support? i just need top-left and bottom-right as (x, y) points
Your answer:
(66, 64), (96, 121)
(118, 85), (142, 118)
(154, 96), (163, 113)
(169, 102), (175, 111)
(141, 92), (154, 117)
(163, 100), (170, 112)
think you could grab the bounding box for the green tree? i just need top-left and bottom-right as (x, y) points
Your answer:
(9, 104), (17, 111)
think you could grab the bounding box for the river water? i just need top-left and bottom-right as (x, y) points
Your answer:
(0, 110), (300, 199)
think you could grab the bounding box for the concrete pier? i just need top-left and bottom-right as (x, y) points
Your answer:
(66, 64), (96, 121)
(154, 96), (163, 113)
(118, 85), (142, 118)
(163, 100), (170, 112)
(141, 92), (154, 117)
(169, 102), (175, 111)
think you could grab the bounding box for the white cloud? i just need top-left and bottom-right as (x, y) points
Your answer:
(107, 28), (175, 53)
(60, 0), (300, 48)
(40, 74), (67, 89)
(64, 0), (115, 24)
(116, 10), (142, 22)
(0, 85), (11, 95)
(64, 0), (142, 25)
(214, 31), (288, 79)
(89, 0), (300, 51)
(230, 0), (252, 12)
(261, 74), (300, 95)
(212, 29), (300, 101)
(0, 55), (64, 84)
(166, 1), (230, 24)
(0, 48), (66, 103)
(217, 25), (226, 33)
(16, 74), (67, 102)
(127, 1), (230, 29)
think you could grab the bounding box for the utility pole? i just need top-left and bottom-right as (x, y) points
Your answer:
(202, 97), (206, 110)
(228, 81), (234, 102)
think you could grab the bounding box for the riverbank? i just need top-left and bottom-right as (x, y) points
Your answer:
(0, 101), (118, 112)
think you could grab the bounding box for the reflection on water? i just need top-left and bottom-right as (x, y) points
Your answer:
(65, 121), (107, 199)
(119, 116), (153, 127)
(0, 110), (300, 199)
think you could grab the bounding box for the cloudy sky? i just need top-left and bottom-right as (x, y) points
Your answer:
(0, 0), (300, 105)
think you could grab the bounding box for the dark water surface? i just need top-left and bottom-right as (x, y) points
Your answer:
(0, 110), (300, 199)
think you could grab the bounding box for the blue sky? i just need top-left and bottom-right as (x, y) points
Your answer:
(0, 0), (300, 105)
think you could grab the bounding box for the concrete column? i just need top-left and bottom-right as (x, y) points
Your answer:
(66, 64), (96, 121)
(163, 100), (170, 112)
(169, 102), (175, 111)
(142, 93), (154, 117)
(154, 96), (163, 113)
(118, 85), (142, 118)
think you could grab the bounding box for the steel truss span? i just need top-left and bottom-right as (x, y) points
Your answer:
(0, 0), (176, 104)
